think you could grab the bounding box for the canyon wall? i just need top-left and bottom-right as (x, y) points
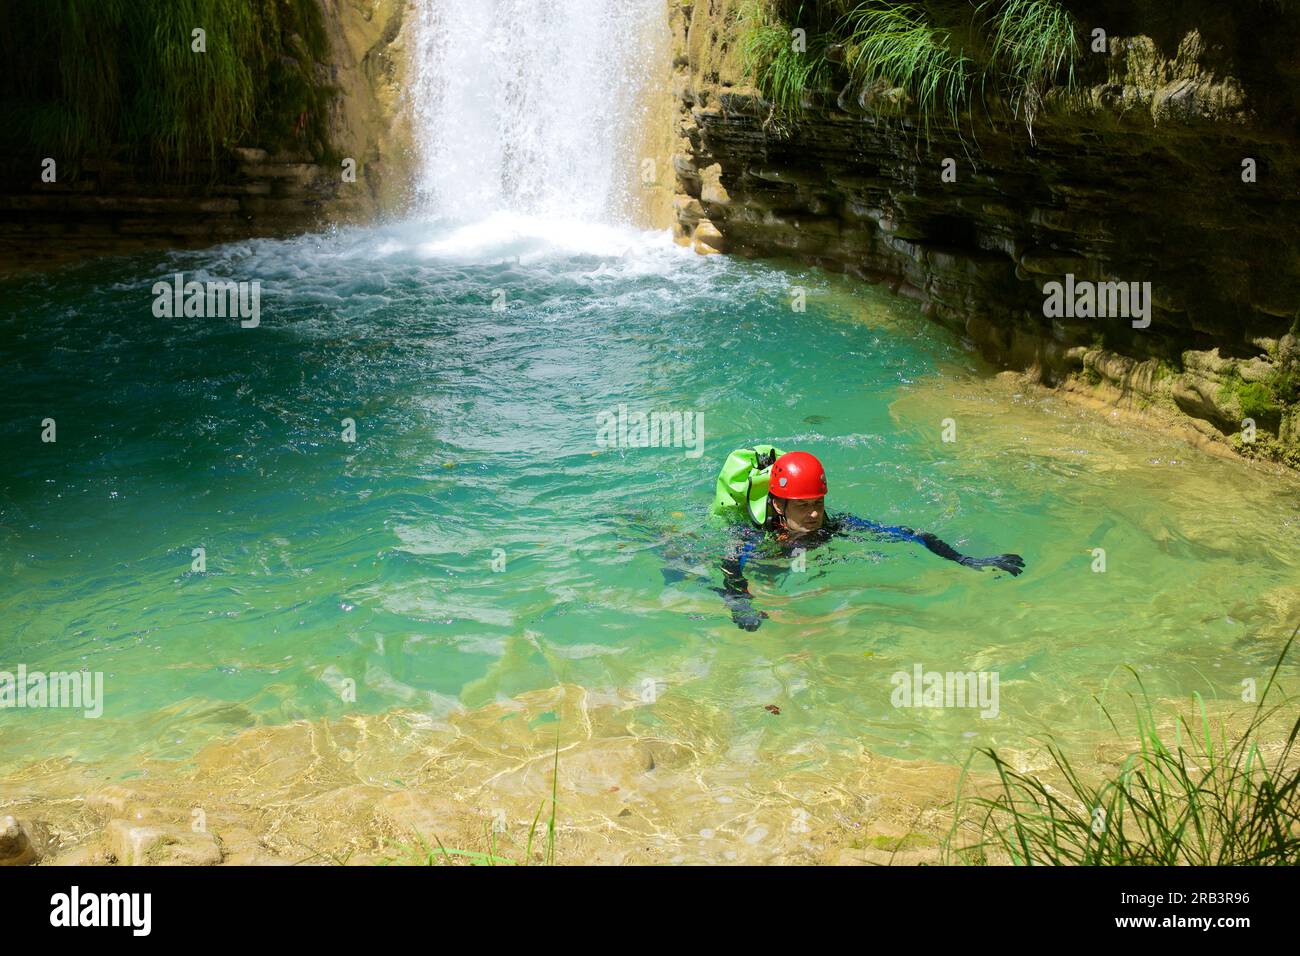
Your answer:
(667, 0), (1300, 468)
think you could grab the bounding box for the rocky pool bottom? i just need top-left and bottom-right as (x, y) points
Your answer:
(3, 679), (1297, 866)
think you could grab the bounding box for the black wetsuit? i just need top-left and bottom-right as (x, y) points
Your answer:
(716, 513), (1025, 631)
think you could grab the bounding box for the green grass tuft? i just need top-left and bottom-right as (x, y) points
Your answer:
(735, 0), (1081, 142)
(952, 626), (1300, 865)
(738, 1), (835, 123)
(837, 2), (974, 136)
(980, 0), (1079, 140)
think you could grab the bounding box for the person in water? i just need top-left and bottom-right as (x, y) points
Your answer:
(710, 447), (1025, 631)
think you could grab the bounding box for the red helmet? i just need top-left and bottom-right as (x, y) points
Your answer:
(769, 451), (827, 500)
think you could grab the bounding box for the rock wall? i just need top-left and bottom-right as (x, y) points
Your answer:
(319, 0), (417, 215)
(667, 0), (1300, 468)
(0, 0), (415, 274)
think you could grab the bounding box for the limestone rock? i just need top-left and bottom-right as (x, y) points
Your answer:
(374, 792), (467, 844)
(106, 820), (223, 866)
(1237, 356), (1275, 384)
(671, 153), (701, 195)
(1172, 376), (1236, 432)
(0, 816), (48, 866)
(693, 219), (725, 255)
(699, 163), (730, 207)
(86, 785), (168, 823)
(673, 194), (706, 226)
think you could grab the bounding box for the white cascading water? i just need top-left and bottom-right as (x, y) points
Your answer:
(408, 0), (664, 225)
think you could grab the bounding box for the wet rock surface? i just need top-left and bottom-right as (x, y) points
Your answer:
(0, 815), (51, 866)
(106, 820), (224, 867)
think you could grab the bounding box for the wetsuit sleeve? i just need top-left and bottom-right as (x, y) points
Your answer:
(834, 515), (1024, 575)
(714, 529), (768, 631)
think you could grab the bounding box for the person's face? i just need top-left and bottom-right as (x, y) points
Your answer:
(774, 496), (824, 535)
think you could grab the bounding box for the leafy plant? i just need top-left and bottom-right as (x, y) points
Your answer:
(734, 0), (1082, 142)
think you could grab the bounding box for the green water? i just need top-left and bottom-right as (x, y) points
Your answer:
(2, 216), (1298, 776)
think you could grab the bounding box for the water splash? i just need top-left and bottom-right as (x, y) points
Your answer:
(408, 0), (664, 223)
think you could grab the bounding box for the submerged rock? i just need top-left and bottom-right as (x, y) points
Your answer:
(106, 820), (223, 866)
(693, 219), (725, 255)
(0, 816), (48, 866)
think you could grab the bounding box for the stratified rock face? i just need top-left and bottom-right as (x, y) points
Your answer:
(667, 0), (1300, 468)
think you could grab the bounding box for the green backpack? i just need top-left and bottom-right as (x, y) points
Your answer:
(709, 445), (786, 527)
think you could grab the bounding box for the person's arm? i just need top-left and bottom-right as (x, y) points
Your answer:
(835, 515), (1025, 576)
(713, 532), (769, 631)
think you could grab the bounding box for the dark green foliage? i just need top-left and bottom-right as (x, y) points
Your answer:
(1268, 366), (1299, 404)
(979, 0), (1078, 139)
(0, 0), (335, 176)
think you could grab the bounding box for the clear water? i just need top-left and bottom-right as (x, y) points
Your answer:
(3, 215), (1298, 778)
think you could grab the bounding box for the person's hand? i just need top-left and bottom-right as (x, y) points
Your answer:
(712, 587), (770, 630)
(731, 604), (768, 631)
(962, 554), (1025, 576)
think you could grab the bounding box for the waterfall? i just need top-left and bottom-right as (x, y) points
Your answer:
(408, 0), (666, 225)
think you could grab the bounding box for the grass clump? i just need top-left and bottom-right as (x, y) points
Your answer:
(954, 627), (1300, 865)
(837, 2), (975, 136)
(738, 1), (836, 123)
(980, 0), (1078, 140)
(735, 0), (1081, 142)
